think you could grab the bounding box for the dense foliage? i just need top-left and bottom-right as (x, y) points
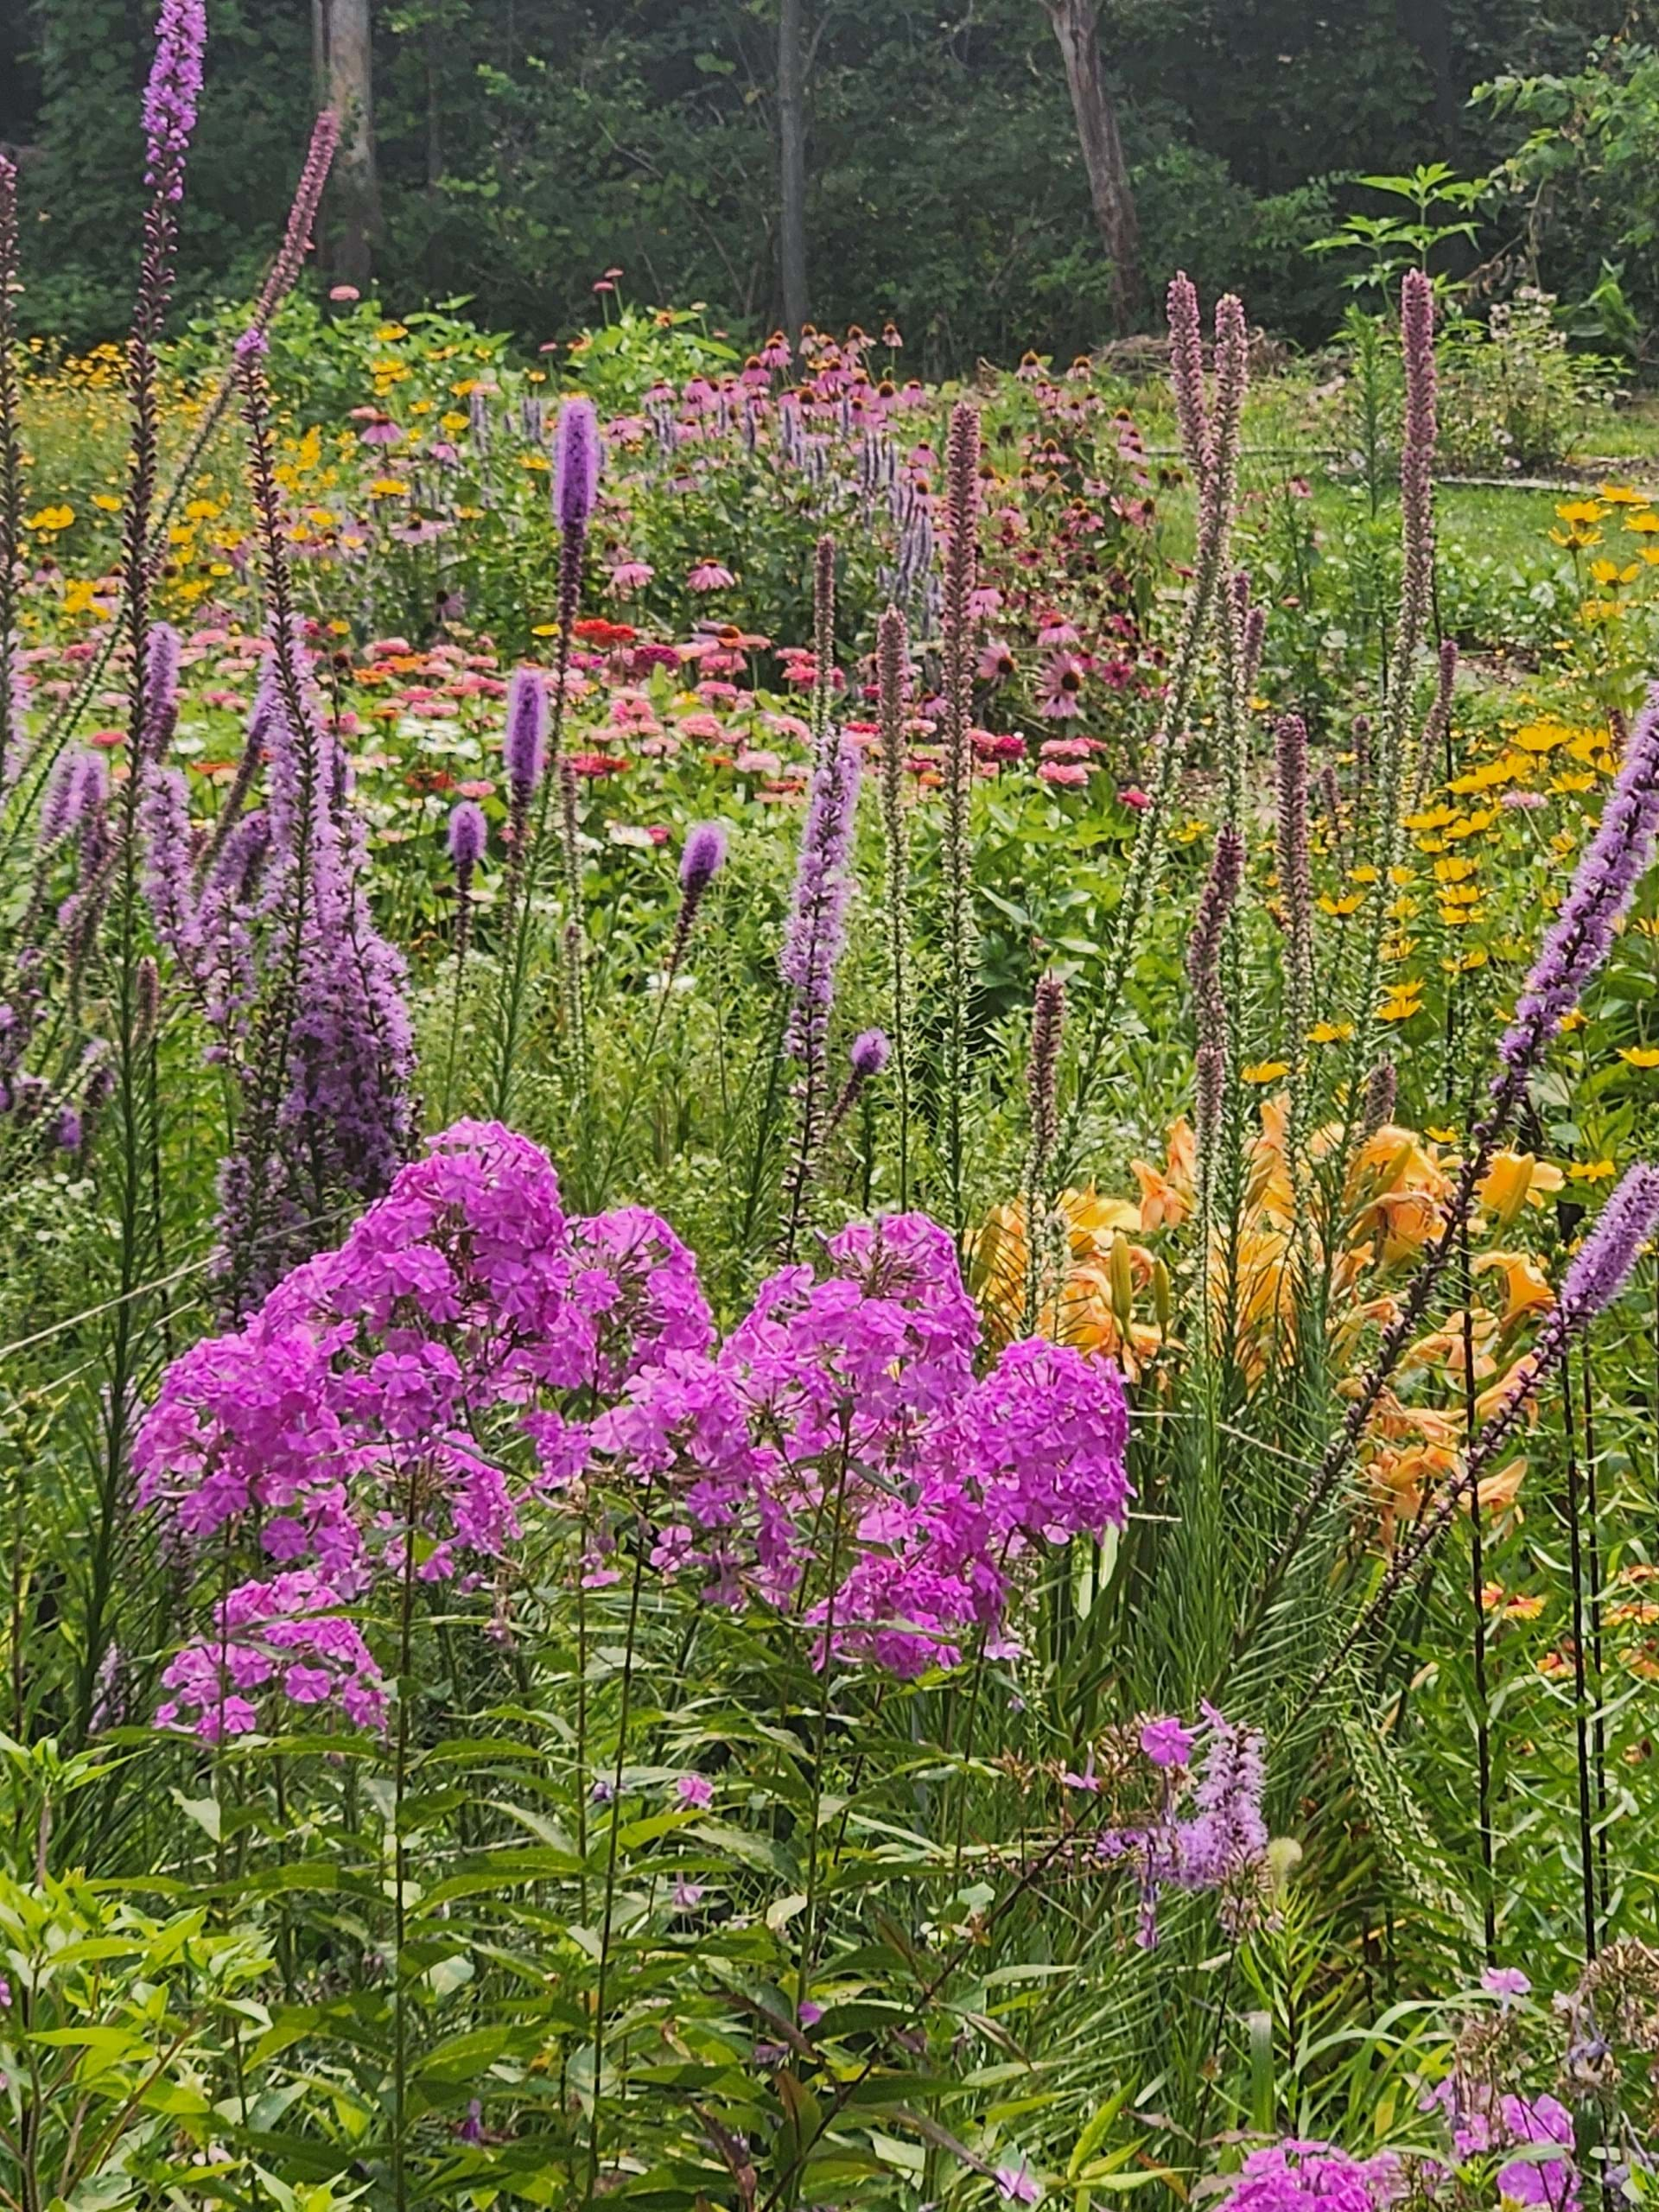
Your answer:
(1, 0), (1647, 365)
(7, 17), (1659, 2212)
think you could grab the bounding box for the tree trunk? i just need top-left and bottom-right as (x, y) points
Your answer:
(1043, 0), (1138, 330)
(318, 0), (382, 291)
(778, 0), (809, 341)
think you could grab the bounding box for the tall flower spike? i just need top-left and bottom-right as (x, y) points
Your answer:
(504, 665), (548, 802)
(876, 603), (913, 1207)
(669, 820), (727, 976)
(253, 111), (340, 330)
(1497, 685), (1659, 1095)
(779, 731), (862, 1254)
(0, 152), (20, 790)
(139, 620), (181, 761)
(1301, 1161), (1659, 1719)
(1274, 714), (1313, 1142)
(825, 1027), (890, 1141)
(940, 399), (982, 1230)
(141, 0), (207, 200)
(811, 534), (837, 760)
(1395, 269), (1438, 676)
(1413, 638), (1459, 803)
(554, 395), (601, 537)
(1166, 270), (1210, 480)
(1187, 823), (1244, 1219)
(1058, 286), (1249, 1174)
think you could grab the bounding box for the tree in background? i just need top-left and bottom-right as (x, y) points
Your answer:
(6, 0), (1629, 365)
(777, 0), (808, 337)
(1040, 0), (1138, 329)
(316, 0), (382, 289)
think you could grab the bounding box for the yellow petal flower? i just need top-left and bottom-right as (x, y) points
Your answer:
(1618, 1046), (1659, 1069)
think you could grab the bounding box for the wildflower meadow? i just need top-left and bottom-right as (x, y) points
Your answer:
(5, 12), (1659, 2212)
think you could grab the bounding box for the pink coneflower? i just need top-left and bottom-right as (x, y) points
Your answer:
(687, 560), (735, 592)
(1038, 652), (1085, 719)
(607, 558), (653, 594)
(966, 584), (1002, 620)
(977, 638), (1016, 683)
(1036, 613), (1080, 647)
(359, 418), (402, 446)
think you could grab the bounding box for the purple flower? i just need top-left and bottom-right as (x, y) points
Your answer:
(1216, 2139), (1396, 2212)
(849, 1027), (889, 1077)
(1482, 1966), (1531, 2001)
(141, 0), (207, 198)
(675, 1772), (715, 1809)
(448, 799), (486, 877)
(140, 621), (181, 761)
(553, 396), (601, 536)
(1140, 1715), (1195, 1770)
(504, 667), (548, 799)
(1496, 684), (1659, 1090)
(679, 820), (728, 899)
(781, 733), (861, 1053)
(995, 2163), (1041, 2205)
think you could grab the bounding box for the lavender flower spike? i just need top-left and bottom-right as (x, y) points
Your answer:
(668, 820), (727, 974)
(1300, 1160), (1659, 1719)
(142, 0), (207, 199)
(448, 798), (486, 879)
(140, 620), (181, 761)
(679, 820), (728, 901)
(554, 396), (601, 536)
(253, 111), (340, 330)
(504, 666), (548, 800)
(779, 731), (863, 1252)
(1166, 270), (1209, 480)
(1497, 686), (1659, 1095)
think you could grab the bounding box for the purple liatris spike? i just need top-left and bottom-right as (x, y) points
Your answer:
(1186, 822), (1244, 1065)
(1026, 970), (1065, 1183)
(668, 820), (727, 973)
(142, 0), (207, 199)
(1496, 684), (1659, 1094)
(448, 798), (486, 878)
(679, 820), (727, 900)
(850, 1027), (889, 1077)
(1166, 270), (1208, 480)
(504, 667), (547, 801)
(140, 620), (181, 760)
(1554, 1161), (1659, 1328)
(781, 732), (861, 1053)
(553, 396), (601, 536)
(254, 111), (340, 328)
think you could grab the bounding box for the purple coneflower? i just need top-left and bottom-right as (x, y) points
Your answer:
(1039, 652), (1085, 719)
(687, 560), (735, 593)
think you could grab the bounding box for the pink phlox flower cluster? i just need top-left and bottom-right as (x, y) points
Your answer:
(1424, 2080), (1579, 2209)
(143, 1128), (1135, 1732)
(156, 1568), (385, 1740)
(1214, 2141), (1399, 2212)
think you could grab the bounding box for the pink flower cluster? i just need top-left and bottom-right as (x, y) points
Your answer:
(138, 1124), (1131, 1735)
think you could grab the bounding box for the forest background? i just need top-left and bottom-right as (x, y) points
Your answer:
(0, 0), (1650, 375)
